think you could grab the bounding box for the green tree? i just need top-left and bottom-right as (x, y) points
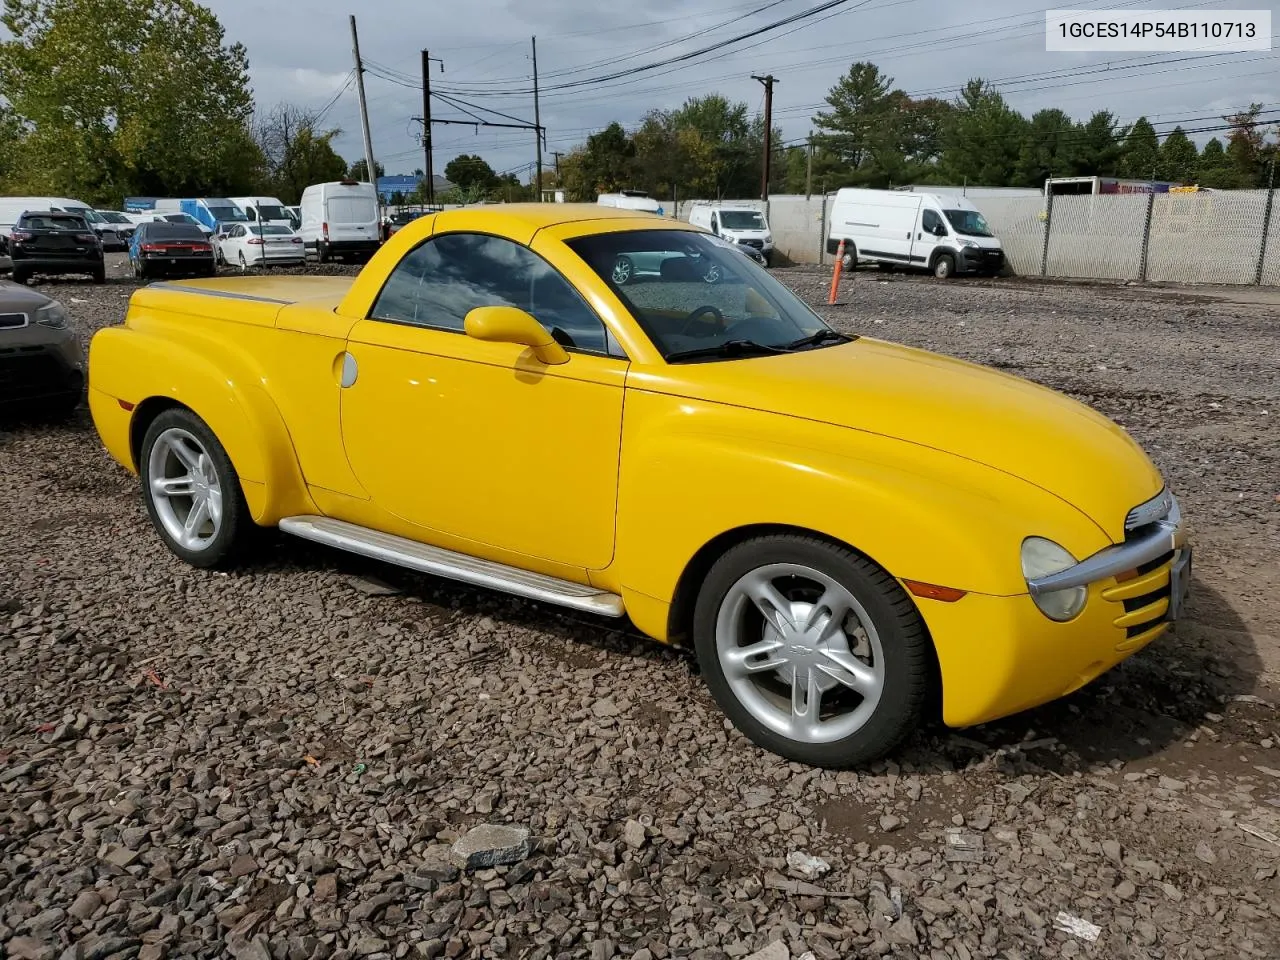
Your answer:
(1015, 109), (1080, 187)
(631, 95), (772, 199)
(1198, 137), (1234, 188)
(568, 122), (636, 197)
(348, 159), (385, 181)
(1224, 103), (1267, 187)
(1074, 110), (1125, 176)
(813, 63), (950, 187)
(942, 80), (1027, 186)
(444, 154), (499, 195)
(1157, 126), (1199, 184)
(0, 0), (261, 203)
(1119, 116), (1160, 180)
(254, 103), (347, 202)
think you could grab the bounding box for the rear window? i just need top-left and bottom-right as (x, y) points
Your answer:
(19, 214), (87, 231)
(328, 196), (376, 223)
(146, 224), (205, 240)
(259, 224), (293, 236)
(256, 205), (289, 222)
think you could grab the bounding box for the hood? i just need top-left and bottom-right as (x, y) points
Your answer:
(644, 338), (1162, 542)
(0, 281), (55, 311)
(963, 235), (1002, 250)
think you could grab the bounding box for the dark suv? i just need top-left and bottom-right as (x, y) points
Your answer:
(9, 211), (106, 285)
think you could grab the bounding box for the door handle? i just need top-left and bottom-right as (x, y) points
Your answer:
(336, 351), (358, 388)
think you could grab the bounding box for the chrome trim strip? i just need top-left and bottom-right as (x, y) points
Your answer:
(1125, 487), (1174, 531)
(1029, 496), (1184, 596)
(149, 282), (288, 305)
(278, 515), (626, 617)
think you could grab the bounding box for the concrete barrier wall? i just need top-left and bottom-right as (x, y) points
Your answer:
(663, 190), (1280, 285)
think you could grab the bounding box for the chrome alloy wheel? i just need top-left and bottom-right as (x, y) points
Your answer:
(147, 427), (223, 552)
(715, 562), (885, 744)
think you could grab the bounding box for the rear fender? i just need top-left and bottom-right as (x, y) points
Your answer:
(89, 325), (316, 523)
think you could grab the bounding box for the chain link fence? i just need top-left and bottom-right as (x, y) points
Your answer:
(1148, 190), (1271, 285)
(671, 189), (1279, 286)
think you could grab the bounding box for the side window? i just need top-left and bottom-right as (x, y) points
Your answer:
(370, 232), (617, 357)
(245, 207), (257, 221)
(921, 209), (944, 235)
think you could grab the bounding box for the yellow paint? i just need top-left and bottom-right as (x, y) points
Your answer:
(88, 203), (1178, 731)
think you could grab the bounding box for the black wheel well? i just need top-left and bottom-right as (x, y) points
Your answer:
(930, 249), (955, 268)
(666, 522), (943, 721)
(128, 397), (189, 470)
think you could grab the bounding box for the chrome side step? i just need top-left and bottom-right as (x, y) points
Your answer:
(278, 515), (626, 617)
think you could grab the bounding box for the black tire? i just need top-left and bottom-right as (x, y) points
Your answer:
(42, 391), (81, 422)
(692, 534), (932, 768)
(933, 254), (955, 280)
(316, 242), (329, 265)
(841, 244), (857, 270)
(12, 268), (30, 285)
(139, 408), (254, 569)
(92, 265), (106, 284)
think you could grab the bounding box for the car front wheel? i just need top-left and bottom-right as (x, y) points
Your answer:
(693, 534), (931, 768)
(140, 409), (253, 568)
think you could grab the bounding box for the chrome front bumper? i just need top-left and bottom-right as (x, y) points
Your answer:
(1028, 492), (1185, 596)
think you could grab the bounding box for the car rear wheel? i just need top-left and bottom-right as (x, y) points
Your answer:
(693, 534), (931, 768)
(611, 255), (634, 285)
(140, 409), (253, 569)
(92, 265), (105, 284)
(238, 250), (248, 273)
(12, 268), (29, 285)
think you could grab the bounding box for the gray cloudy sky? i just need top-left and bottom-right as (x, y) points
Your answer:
(209, 0), (1279, 180)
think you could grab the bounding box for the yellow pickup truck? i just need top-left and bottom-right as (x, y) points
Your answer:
(87, 204), (1190, 767)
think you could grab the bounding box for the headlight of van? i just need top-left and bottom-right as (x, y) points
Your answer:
(957, 238), (978, 248)
(765, 234), (773, 243)
(1021, 537), (1087, 622)
(34, 302), (69, 329)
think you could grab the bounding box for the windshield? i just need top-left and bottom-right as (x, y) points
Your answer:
(719, 210), (765, 230)
(206, 204), (248, 222)
(63, 205), (102, 223)
(255, 205), (289, 221)
(567, 230), (831, 362)
(97, 211), (131, 223)
(943, 209), (993, 238)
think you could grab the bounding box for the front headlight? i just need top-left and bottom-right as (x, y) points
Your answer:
(1021, 537), (1087, 622)
(34, 302), (69, 329)
(764, 234), (773, 243)
(958, 238), (978, 248)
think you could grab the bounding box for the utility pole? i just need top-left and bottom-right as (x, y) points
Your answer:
(805, 134), (813, 200)
(422, 50), (433, 205)
(532, 36), (543, 201)
(552, 151), (562, 178)
(349, 16), (378, 199)
(752, 74), (777, 203)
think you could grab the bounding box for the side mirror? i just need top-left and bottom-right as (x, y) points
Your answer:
(464, 306), (569, 365)
(933, 223), (948, 237)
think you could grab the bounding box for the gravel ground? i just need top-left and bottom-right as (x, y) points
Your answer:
(1, 257), (1278, 960)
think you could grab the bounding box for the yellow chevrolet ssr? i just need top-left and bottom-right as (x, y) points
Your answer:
(88, 204), (1190, 767)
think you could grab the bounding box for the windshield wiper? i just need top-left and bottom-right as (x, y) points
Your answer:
(665, 339), (791, 363)
(782, 329), (854, 350)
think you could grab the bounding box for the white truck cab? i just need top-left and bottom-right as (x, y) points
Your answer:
(827, 188), (1005, 278)
(688, 203), (774, 265)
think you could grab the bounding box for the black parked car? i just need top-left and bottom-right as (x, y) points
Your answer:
(129, 222), (216, 280)
(0, 281), (85, 418)
(9, 211), (106, 285)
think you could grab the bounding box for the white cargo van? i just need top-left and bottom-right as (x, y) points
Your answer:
(299, 180), (380, 263)
(230, 196), (293, 227)
(688, 203), (774, 264)
(597, 190), (663, 215)
(827, 188), (1005, 278)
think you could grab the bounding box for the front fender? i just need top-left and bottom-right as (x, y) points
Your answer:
(88, 324), (316, 524)
(613, 391), (1110, 622)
